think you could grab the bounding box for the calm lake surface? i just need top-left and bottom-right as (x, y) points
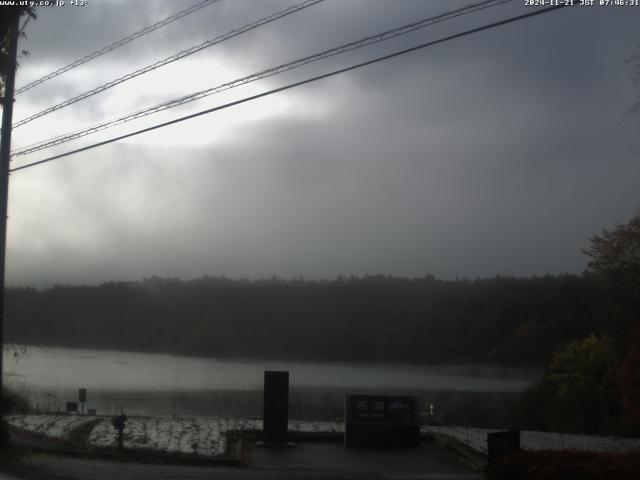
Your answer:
(3, 346), (540, 423)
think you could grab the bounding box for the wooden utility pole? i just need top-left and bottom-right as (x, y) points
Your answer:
(0, 14), (20, 426)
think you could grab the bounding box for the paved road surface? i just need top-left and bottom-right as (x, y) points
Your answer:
(0, 441), (482, 480)
(0, 473), (21, 480)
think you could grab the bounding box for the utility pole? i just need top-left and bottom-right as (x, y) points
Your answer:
(0, 14), (21, 429)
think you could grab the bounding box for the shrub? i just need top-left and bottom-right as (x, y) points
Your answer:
(486, 450), (640, 480)
(519, 335), (624, 435)
(1, 387), (30, 414)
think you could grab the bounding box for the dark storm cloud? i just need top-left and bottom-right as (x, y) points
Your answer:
(6, 0), (640, 286)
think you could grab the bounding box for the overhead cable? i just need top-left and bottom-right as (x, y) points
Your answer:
(8, 3), (573, 174)
(12, 0), (326, 128)
(12, 0), (513, 157)
(15, 0), (221, 95)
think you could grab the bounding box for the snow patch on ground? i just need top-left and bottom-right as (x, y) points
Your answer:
(289, 420), (343, 434)
(7, 414), (343, 458)
(7, 414), (96, 439)
(88, 417), (233, 456)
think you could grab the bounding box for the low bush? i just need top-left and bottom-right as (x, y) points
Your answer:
(1, 388), (30, 414)
(486, 450), (640, 480)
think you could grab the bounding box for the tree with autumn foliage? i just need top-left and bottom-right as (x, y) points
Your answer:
(584, 212), (640, 426)
(583, 212), (640, 316)
(521, 334), (624, 434)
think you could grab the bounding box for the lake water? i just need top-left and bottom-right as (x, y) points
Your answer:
(3, 345), (540, 424)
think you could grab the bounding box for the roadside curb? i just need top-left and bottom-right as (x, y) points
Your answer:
(430, 432), (487, 471)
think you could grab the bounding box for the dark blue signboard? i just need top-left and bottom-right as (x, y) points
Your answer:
(349, 395), (417, 422)
(345, 395), (419, 447)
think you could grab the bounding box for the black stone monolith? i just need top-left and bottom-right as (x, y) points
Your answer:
(262, 370), (289, 445)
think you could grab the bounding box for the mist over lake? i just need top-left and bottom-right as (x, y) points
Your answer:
(4, 346), (539, 423)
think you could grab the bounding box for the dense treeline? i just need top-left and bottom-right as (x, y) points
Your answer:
(4, 274), (633, 366)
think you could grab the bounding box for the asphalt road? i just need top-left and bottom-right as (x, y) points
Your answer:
(0, 473), (21, 480)
(0, 441), (481, 480)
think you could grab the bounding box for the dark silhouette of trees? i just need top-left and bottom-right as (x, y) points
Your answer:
(4, 273), (631, 367)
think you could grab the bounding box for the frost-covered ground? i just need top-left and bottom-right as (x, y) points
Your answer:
(6, 414), (342, 458)
(7, 414), (98, 440)
(87, 416), (249, 457)
(8, 415), (640, 459)
(422, 425), (640, 454)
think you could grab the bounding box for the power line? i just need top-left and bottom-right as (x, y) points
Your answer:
(8, 3), (572, 174)
(12, 0), (325, 129)
(15, 0), (221, 95)
(12, 0), (513, 158)
(13, 0), (510, 156)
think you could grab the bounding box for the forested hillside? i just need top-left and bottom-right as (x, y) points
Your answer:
(5, 274), (633, 366)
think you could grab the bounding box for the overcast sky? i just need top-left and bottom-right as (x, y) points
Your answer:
(4, 0), (639, 286)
